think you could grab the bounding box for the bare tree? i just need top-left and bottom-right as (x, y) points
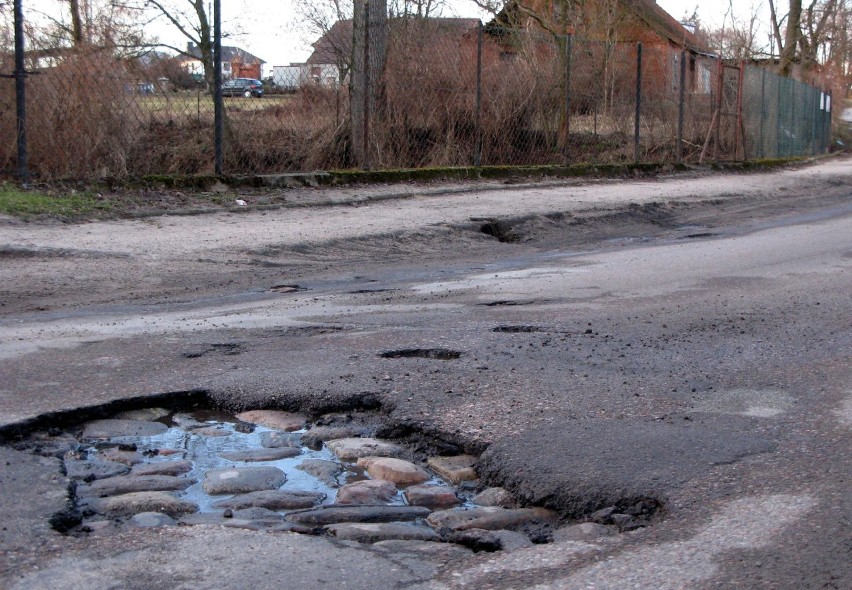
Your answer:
(705, 1), (765, 60)
(21, 0), (149, 54)
(769, 0), (841, 76)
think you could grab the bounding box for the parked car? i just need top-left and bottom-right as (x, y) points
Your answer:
(221, 78), (264, 98)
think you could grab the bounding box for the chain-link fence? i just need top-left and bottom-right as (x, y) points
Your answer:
(1, 12), (835, 182)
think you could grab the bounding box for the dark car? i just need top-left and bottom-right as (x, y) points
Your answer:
(221, 78), (264, 98)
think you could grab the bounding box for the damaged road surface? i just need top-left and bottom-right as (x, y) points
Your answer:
(1, 159), (850, 589)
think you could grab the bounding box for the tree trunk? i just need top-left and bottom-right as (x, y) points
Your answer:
(350, 0), (388, 168)
(191, 0), (214, 91)
(780, 0), (802, 77)
(68, 0), (85, 46)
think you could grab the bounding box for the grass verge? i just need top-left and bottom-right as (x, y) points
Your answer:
(0, 184), (112, 219)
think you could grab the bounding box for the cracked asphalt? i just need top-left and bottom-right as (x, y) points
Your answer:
(0, 158), (850, 589)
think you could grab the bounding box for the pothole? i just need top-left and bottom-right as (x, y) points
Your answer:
(480, 300), (552, 307)
(479, 221), (520, 243)
(8, 399), (663, 552)
(182, 343), (243, 358)
(678, 232), (718, 239)
(379, 349), (462, 360)
(492, 326), (546, 333)
(270, 284), (305, 294)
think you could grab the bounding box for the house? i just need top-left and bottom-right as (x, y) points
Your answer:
(180, 42), (265, 81)
(491, 0), (715, 93)
(304, 19), (354, 86)
(282, 18), (481, 90)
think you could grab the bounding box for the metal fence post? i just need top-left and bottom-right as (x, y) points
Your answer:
(735, 61), (745, 160)
(677, 49), (685, 163)
(474, 21), (483, 167)
(758, 69), (766, 159)
(811, 87), (819, 156)
(713, 59), (723, 162)
(634, 42), (642, 163)
(826, 89), (832, 153)
(789, 78), (796, 157)
(776, 76), (782, 157)
(213, 0), (223, 175)
(13, 0), (29, 185)
(564, 34), (573, 163)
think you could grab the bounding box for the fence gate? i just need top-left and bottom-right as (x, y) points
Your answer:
(701, 61), (745, 163)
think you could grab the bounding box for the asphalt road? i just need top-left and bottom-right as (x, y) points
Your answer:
(0, 159), (849, 589)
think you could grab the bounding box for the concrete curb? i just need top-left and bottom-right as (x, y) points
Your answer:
(132, 158), (818, 193)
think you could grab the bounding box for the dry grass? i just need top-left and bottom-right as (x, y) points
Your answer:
(1, 36), (822, 181)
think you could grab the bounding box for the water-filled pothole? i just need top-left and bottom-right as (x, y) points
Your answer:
(11, 402), (663, 551)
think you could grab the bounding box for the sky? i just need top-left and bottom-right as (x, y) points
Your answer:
(20, 1), (770, 74)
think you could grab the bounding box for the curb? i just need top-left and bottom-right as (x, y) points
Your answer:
(132, 157), (819, 192)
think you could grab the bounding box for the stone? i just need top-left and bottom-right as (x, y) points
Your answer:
(129, 512), (177, 528)
(191, 427), (231, 437)
(78, 475), (195, 497)
(426, 506), (557, 532)
(235, 410), (307, 432)
(131, 460), (193, 477)
(65, 459), (130, 481)
(296, 459), (343, 487)
(472, 487), (517, 508)
(372, 540), (473, 559)
(404, 485), (461, 509)
(25, 432), (79, 459)
(336, 480), (397, 505)
(87, 491), (198, 518)
(220, 448), (301, 462)
(326, 438), (404, 461)
(444, 528), (533, 552)
(327, 523), (441, 544)
(589, 506), (618, 524)
(610, 513), (646, 532)
(259, 431), (302, 449)
(172, 414), (206, 429)
(356, 457), (430, 486)
(302, 426), (372, 449)
(426, 455), (478, 484)
(286, 505), (431, 526)
(212, 490), (325, 511)
(552, 522), (618, 542)
(490, 529), (534, 551)
(202, 467), (287, 494)
(81, 419), (168, 440)
(99, 449), (144, 466)
(180, 507), (286, 529)
(443, 528), (502, 552)
(113, 408), (171, 421)
(156, 448), (182, 456)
